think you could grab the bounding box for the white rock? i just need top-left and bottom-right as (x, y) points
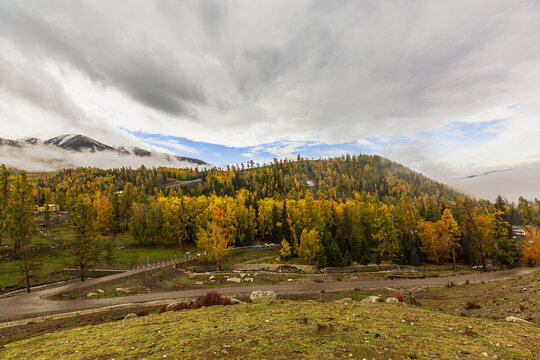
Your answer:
(288, 279), (293, 282)
(250, 290), (277, 301)
(505, 316), (529, 323)
(195, 281), (204, 285)
(227, 277), (242, 283)
(208, 275), (215, 280)
(386, 297), (399, 303)
(86, 292), (98, 298)
(97, 289), (105, 293)
(360, 296), (383, 304)
(123, 313), (137, 321)
(244, 278), (254, 282)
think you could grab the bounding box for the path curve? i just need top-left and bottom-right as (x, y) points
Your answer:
(1, 267), (537, 322)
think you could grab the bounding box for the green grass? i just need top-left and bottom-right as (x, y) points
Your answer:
(0, 225), (193, 289)
(417, 270), (540, 324)
(223, 249), (280, 265)
(2, 299), (538, 359)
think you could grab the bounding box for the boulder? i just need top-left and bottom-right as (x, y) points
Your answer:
(386, 297), (399, 303)
(97, 289), (105, 293)
(123, 313), (137, 321)
(360, 296), (383, 304)
(195, 281), (204, 285)
(505, 316), (529, 323)
(166, 302), (182, 311)
(86, 292), (98, 298)
(250, 290), (277, 301)
(226, 277), (242, 283)
(244, 278), (254, 282)
(208, 275), (215, 280)
(226, 296), (245, 305)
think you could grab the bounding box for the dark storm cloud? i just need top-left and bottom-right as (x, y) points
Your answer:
(1, 0), (540, 148)
(0, 0), (206, 118)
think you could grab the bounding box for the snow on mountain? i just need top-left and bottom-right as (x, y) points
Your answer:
(0, 134), (208, 171)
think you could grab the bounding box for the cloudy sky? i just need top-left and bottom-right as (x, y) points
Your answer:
(1, 0), (540, 201)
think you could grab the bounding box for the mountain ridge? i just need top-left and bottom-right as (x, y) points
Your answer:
(0, 134), (208, 170)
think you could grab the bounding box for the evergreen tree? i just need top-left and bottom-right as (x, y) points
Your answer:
(70, 195), (100, 281)
(343, 249), (352, 266)
(0, 164), (10, 246)
(326, 240), (344, 267)
(5, 171), (36, 293)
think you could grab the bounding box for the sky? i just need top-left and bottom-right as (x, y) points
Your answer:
(1, 0), (540, 201)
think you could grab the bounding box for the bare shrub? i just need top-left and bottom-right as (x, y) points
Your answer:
(157, 304), (167, 314)
(393, 292), (405, 302)
(136, 309), (149, 317)
(195, 291), (231, 307)
(464, 300), (481, 310)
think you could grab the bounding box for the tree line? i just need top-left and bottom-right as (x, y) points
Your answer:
(1, 157), (539, 291)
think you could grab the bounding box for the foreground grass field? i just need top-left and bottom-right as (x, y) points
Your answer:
(2, 297), (538, 359)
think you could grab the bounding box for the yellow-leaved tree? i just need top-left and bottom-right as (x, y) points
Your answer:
(94, 195), (114, 234)
(523, 227), (540, 265)
(197, 207), (234, 270)
(297, 229), (321, 265)
(418, 208), (461, 270)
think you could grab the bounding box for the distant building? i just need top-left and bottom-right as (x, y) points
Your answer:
(35, 204), (60, 213)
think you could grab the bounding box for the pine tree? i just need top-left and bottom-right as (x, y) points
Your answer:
(326, 240), (344, 267)
(343, 249), (352, 266)
(0, 164), (10, 246)
(70, 195), (100, 281)
(5, 171), (36, 292)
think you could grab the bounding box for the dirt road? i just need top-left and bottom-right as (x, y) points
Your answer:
(1, 267), (537, 322)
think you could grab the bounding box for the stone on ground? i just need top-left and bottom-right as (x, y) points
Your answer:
(250, 290), (277, 301)
(123, 313), (137, 321)
(360, 296), (383, 304)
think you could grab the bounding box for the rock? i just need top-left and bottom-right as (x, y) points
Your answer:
(288, 279), (293, 282)
(195, 281), (204, 285)
(505, 316), (529, 323)
(360, 296), (383, 304)
(386, 297), (399, 303)
(123, 313), (137, 321)
(250, 290), (277, 301)
(166, 302), (182, 311)
(335, 297), (353, 303)
(97, 289), (105, 293)
(86, 292), (98, 298)
(226, 296), (245, 305)
(403, 292), (420, 306)
(240, 273), (246, 278)
(115, 287), (129, 292)
(226, 277), (242, 283)
(208, 275), (215, 280)
(244, 278), (254, 282)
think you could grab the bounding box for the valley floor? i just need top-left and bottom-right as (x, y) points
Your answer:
(0, 270), (538, 359)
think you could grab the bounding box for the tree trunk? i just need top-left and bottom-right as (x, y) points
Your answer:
(23, 252), (31, 293)
(80, 263), (85, 282)
(452, 245), (456, 271)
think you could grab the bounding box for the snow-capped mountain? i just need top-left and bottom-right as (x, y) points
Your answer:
(0, 134), (207, 171)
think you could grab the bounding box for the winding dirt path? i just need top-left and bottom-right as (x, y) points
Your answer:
(1, 267), (537, 323)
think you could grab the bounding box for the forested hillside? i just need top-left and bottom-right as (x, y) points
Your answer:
(1, 156), (539, 280)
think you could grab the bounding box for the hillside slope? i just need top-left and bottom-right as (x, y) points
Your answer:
(2, 299), (538, 359)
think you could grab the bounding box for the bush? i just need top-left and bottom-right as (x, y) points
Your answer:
(195, 291), (231, 307)
(136, 309), (149, 317)
(393, 292), (405, 302)
(464, 300), (481, 310)
(157, 304), (168, 314)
